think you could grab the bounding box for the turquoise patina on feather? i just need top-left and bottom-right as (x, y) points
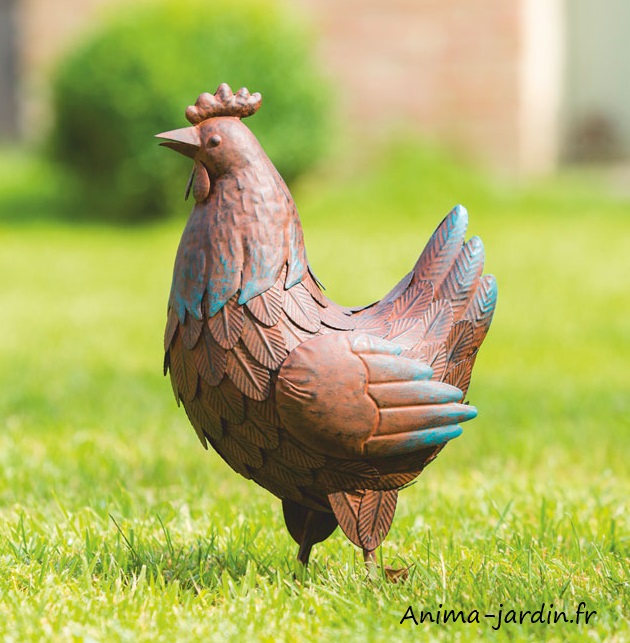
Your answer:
(168, 120), (308, 321)
(169, 208), (207, 322)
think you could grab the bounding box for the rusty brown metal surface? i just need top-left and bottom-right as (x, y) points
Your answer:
(159, 84), (497, 573)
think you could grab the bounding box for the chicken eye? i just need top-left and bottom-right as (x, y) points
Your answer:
(208, 134), (222, 148)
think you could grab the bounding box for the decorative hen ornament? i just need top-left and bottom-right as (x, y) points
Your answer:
(158, 84), (497, 575)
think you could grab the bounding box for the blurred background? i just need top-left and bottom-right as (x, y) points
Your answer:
(2, 0), (630, 219)
(0, 1), (628, 638)
(3, 0), (630, 172)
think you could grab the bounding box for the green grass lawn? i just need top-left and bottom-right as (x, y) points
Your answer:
(1, 146), (629, 641)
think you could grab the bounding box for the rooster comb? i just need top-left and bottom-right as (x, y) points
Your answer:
(185, 83), (262, 124)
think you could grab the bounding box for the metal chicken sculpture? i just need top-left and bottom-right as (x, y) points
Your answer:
(158, 84), (497, 575)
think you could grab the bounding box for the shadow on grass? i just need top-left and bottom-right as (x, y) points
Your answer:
(105, 513), (285, 597)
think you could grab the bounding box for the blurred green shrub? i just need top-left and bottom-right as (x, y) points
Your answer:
(48, 0), (330, 223)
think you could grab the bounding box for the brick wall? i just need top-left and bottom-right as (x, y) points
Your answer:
(19, 0), (112, 75)
(296, 0), (523, 171)
(17, 0), (114, 133)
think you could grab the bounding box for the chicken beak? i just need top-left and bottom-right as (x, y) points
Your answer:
(156, 126), (201, 158)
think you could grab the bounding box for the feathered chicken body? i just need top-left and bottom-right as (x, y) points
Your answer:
(159, 84), (497, 570)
